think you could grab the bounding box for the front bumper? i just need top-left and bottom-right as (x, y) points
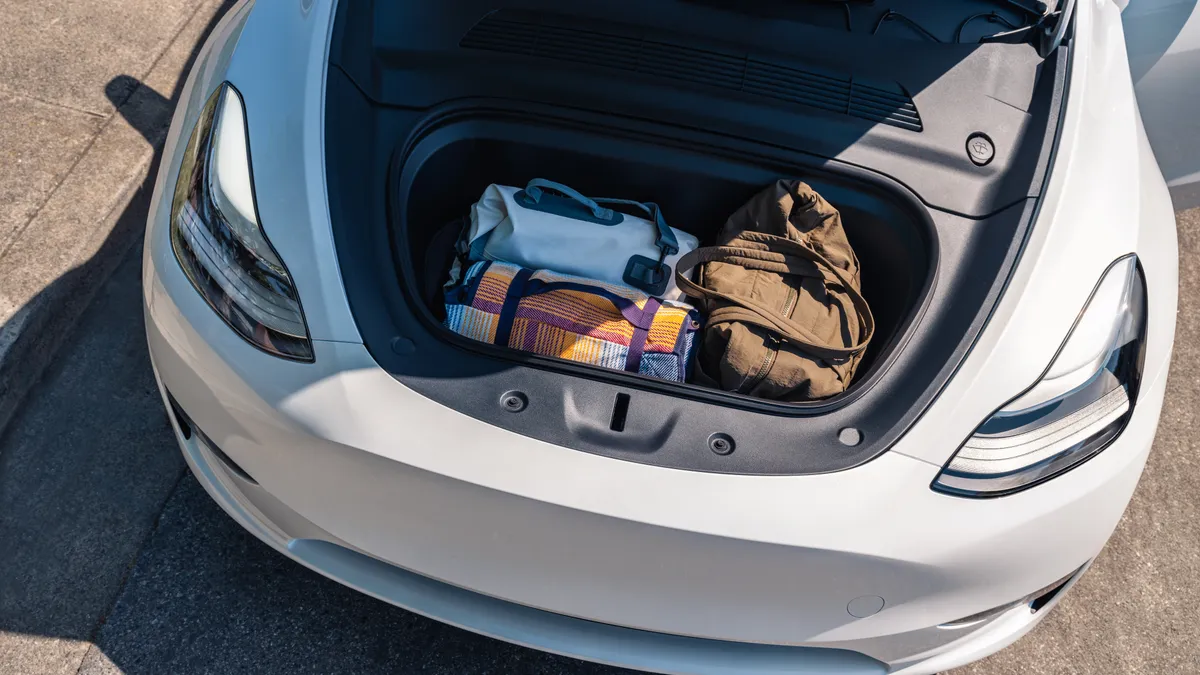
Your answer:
(145, 220), (1170, 673)
(170, 405), (888, 675)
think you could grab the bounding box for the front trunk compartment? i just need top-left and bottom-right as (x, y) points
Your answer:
(324, 1), (1069, 475)
(399, 109), (932, 388)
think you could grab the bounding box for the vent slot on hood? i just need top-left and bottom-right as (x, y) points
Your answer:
(461, 12), (923, 132)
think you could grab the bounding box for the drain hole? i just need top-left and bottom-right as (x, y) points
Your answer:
(610, 393), (631, 432)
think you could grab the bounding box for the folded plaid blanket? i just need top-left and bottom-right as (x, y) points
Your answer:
(445, 261), (700, 382)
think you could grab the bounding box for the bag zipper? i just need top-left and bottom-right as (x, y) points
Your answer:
(742, 338), (778, 394)
(741, 284), (798, 393)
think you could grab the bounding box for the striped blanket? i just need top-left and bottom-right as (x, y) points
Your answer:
(446, 261), (700, 382)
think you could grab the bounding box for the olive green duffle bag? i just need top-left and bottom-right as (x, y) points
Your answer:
(675, 179), (875, 401)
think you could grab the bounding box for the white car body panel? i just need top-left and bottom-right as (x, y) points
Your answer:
(142, 0), (1179, 673)
(898, 0), (1176, 467)
(228, 0), (359, 343)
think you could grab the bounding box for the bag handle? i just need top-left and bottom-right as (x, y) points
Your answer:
(521, 179), (618, 223)
(674, 233), (874, 359)
(591, 198), (680, 257)
(517, 179), (680, 258)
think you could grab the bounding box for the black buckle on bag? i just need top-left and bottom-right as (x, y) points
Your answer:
(624, 254), (671, 297)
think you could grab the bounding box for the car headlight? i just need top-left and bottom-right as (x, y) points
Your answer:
(933, 255), (1145, 497)
(169, 82), (312, 361)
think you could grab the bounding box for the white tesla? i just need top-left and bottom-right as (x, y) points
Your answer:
(144, 1), (1186, 673)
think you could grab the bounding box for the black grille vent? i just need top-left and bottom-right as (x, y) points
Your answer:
(461, 13), (922, 132)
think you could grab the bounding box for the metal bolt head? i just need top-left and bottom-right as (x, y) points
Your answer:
(966, 133), (995, 166)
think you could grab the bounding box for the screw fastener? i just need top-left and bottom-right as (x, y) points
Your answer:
(500, 391), (528, 413)
(708, 433), (735, 455)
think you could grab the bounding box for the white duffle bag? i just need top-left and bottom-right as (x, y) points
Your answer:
(451, 179), (699, 301)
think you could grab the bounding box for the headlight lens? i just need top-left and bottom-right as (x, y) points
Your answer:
(933, 256), (1145, 497)
(169, 83), (312, 361)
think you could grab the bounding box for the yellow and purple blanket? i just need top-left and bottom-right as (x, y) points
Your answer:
(445, 261), (699, 382)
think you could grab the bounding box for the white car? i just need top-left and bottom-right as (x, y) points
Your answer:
(143, 1), (1187, 673)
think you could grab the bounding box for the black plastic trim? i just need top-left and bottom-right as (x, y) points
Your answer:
(166, 391), (259, 485)
(333, 0), (1060, 218)
(1029, 577), (1073, 613)
(323, 2), (1069, 475)
(460, 10), (924, 131)
(321, 90), (1040, 475)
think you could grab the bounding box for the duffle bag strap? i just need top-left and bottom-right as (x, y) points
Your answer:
(515, 179), (681, 262)
(674, 233), (874, 360)
(592, 197), (680, 259)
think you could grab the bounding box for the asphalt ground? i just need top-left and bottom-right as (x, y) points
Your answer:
(0, 212), (1198, 674)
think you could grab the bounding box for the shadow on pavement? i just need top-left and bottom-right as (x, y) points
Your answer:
(0, 0), (236, 668)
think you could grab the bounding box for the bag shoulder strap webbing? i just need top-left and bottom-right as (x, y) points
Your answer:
(675, 233), (874, 359)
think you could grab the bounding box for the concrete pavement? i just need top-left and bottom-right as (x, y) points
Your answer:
(0, 0), (231, 440)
